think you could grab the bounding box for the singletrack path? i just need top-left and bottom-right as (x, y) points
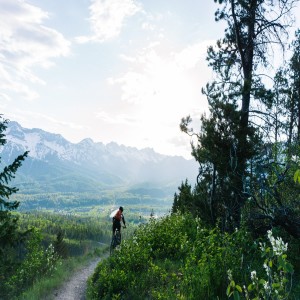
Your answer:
(50, 257), (102, 300)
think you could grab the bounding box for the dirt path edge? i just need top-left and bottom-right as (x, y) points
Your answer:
(49, 256), (103, 300)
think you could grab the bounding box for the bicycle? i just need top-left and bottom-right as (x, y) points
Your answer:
(110, 227), (122, 255)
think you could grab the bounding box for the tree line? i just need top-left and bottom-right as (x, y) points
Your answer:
(173, 0), (300, 239)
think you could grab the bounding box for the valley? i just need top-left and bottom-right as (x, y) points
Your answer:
(4, 121), (196, 218)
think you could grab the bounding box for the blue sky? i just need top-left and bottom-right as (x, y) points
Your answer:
(1, 0), (300, 158)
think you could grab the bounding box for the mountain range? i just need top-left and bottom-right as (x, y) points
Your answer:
(1, 121), (198, 197)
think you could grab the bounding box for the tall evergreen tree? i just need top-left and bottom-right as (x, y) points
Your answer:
(172, 179), (194, 214)
(207, 0), (296, 225)
(287, 30), (300, 146)
(0, 116), (28, 292)
(178, 0), (298, 230)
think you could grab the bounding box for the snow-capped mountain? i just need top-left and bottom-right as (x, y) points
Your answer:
(1, 121), (198, 194)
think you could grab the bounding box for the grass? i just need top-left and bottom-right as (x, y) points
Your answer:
(19, 245), (109, 300)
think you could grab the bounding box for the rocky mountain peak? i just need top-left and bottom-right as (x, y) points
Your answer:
(1, 121), (198, 193)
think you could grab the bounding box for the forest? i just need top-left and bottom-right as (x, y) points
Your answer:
(1, 0), (300, 299)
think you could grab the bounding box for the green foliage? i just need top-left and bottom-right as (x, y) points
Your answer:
(172, 180), (194, 214)
(12, 190), (172, 214)
(53, 228), (69, 258)
(1, 209), (113, 299)
(294, 169), (300, 184)
(0, 116), (28, 245)
(20, 252), (105, 300)
(242, 144), (300, 239)
(177, 0), (300, 235)
(87, 213), (262, 300)
(17, 210), (114, 257)
(4, 229), (59, 298)
(0, 116), (28, 298)
(227, 230), (294, 299)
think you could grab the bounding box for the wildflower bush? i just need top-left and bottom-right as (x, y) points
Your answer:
(227, 230), (294, 300)
(87, 213), (260, 299)
(179, 226), (259, 299)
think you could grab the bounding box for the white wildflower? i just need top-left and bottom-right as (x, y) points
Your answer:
(227, 269), (233, 281)
(267, 230), (288, 256)
(259, 241), (266, 252)
(263, 281), (271, 295)
(243, 285), (249, 298)
(251, 270), (257, 282)
(263, 263), (270, 277)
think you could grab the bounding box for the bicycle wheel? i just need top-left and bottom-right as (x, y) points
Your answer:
(110, 230), (122, 255)
(116, 231), (121, 246)
(110, 235), (116, 255)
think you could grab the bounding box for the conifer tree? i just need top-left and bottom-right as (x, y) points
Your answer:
(178, 0), (298, 230)
(0, 116), (28, 291)
(54, 228), (68, 258)
(172, 179), (194, 214)
(287, 30), (300, 147)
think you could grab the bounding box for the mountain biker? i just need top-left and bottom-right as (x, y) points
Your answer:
(112, 206), (126, 237)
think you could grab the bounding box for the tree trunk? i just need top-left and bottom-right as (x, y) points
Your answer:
(297, 82), (300, 142)
(231, 0), (257, 227)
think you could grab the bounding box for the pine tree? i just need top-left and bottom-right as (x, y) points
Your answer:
(287, 30), (300, 147)
(0, 115), (28, 294)
(178, 0), (298, 230)
(54, 228), (68, 258)
(172, 179), (194, 214)
(205, 0), (296, 228)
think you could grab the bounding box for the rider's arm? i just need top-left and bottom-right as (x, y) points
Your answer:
(122, 215), (126, 227)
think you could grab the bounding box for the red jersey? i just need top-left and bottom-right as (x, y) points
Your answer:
(114, 209), (122, 221)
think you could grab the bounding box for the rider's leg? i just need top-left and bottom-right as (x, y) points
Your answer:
(116, 222), (121, 242)
(112, 220), (117, 235)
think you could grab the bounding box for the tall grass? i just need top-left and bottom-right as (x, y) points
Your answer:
(20, 246), (108, 300)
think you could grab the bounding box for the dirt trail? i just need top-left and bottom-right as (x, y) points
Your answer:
(49, 257), (102, 300)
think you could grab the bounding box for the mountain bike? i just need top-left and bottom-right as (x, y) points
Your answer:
(110, 228), (122, 255)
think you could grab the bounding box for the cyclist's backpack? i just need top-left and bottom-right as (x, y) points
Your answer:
(114, 210), (122, 221)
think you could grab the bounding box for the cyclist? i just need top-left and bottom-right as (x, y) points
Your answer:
(112, 206), (126, 237)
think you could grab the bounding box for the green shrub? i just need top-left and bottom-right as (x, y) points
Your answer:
(88, 213), (258, 299)
(87, 212), (299, 299)
(227, 230), (294, 300)
(4, 229), (59, 298)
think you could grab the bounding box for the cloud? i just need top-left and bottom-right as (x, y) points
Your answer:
(109, 41), (212, 109)
(174, 43), (212, 69)
(0, 0), (71, 100)
(105, 41), (212, 157)
(76, 0), (142, 43)
(141, 22), (155, 31)
(95, 109), (139, 126)
(6, 109), (85, 132)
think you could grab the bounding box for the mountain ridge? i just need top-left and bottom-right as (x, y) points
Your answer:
(1, 121), (198, 195)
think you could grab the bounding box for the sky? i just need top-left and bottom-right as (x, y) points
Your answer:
(1, 0), (300, 159)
